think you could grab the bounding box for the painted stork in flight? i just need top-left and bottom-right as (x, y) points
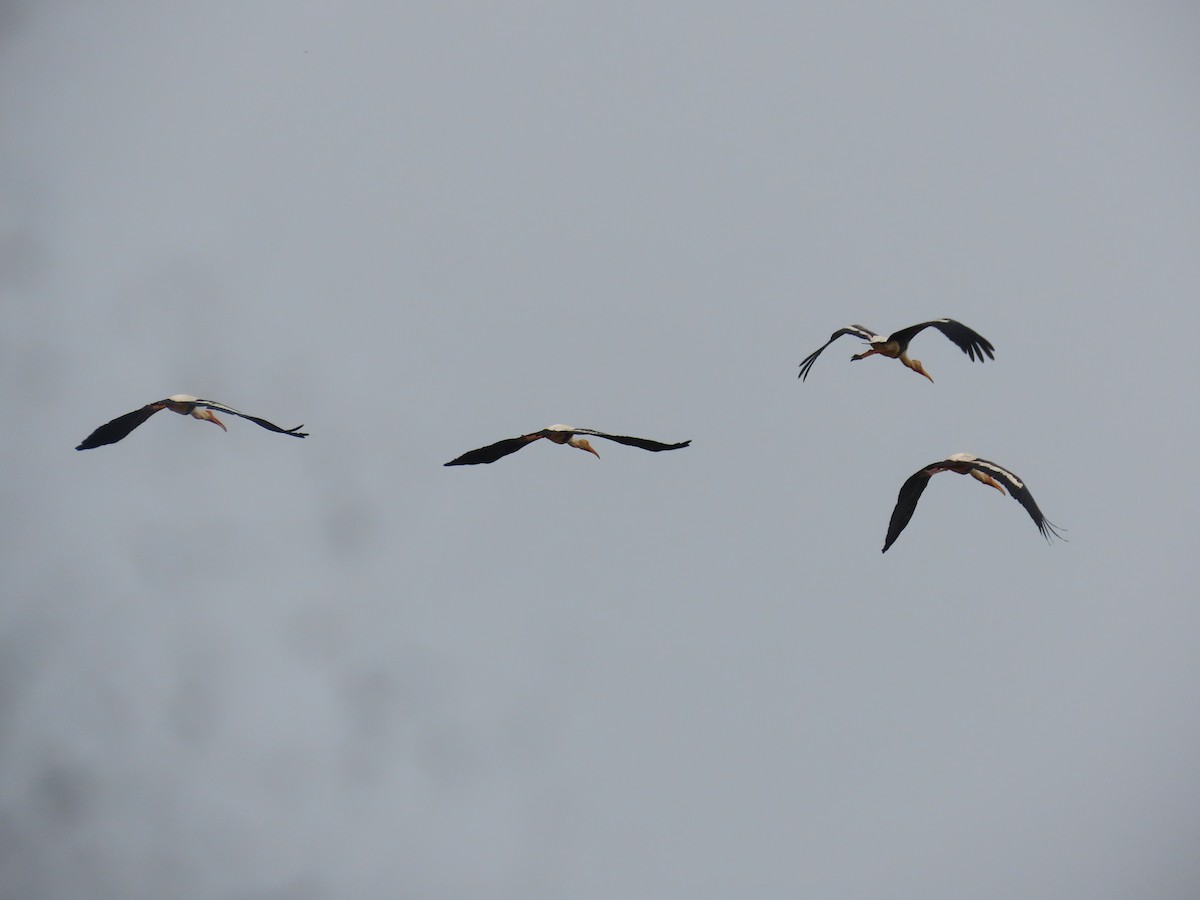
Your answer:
(444, 424), (691, 466)
(798, 319), (994, 382)
(75, 395), (308, 450)
(883, 453), (1064, 552)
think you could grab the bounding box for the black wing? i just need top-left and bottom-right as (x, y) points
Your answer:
(882, 467), (937, 552)
(798, 325), (878, 381)
(572, 429), (691, 452)
(968, 458), (1065, 542)
(75, 403), (166, 450)
(887, 319), (994, 362)
(444, 434), (542, 466)
(195, 400), (307, 437)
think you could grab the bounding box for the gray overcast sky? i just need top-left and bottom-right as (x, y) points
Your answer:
(3, 2), (1199, 898)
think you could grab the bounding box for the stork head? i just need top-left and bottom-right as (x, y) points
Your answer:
(910, 359), (934, 383)
(969, 469), (1007, 496)
(568, 437), (600, 458)
(193, 408), (227, 432)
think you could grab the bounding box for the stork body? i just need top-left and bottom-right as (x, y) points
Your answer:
(798, 319), (994, 382)
(76, 395), (307, 450)
(444, 424), (690, 466)
(883, 453), (1063, 552)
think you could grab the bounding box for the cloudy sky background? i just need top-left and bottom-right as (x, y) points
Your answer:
(2, 2), (1198, 897)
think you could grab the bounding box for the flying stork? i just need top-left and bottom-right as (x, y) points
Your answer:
(798, 319), (994, 382)
(883, 453), (1064, 552)
(444, 424), (691, 466)
(76, 395), (308, 450)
